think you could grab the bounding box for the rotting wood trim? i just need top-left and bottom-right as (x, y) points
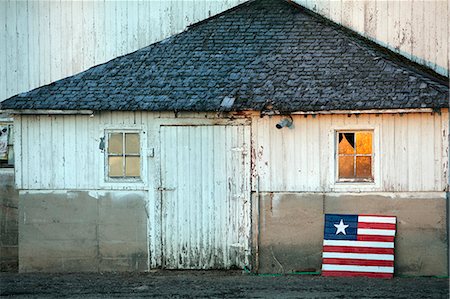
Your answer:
(0, 109), (94, 115)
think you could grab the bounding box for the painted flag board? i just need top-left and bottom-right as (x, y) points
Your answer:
(322, 214), (396, 278)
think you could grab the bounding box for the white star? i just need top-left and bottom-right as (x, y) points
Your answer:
(334, 219), (349, 235)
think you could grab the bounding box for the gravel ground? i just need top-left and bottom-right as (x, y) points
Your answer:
(0, 271), (448, 298)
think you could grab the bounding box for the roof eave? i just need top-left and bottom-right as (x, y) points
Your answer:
(0, 109), (95, 115)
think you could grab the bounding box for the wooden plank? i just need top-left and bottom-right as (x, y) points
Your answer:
(411, 0), (425, 66)
(393, 114), (408, 191)
(28, 115), (41, 189)
(341, 0), (353, 29)
(311, 116), (321, 191)
(0, 0), (7, 101)
(440, 111), (449, 190)
(434, 0), (448, 75)
(128, 0), (139, 53)
(71, 0), (83, 74)
(13, 115), (22, 189)
(39, 115), (52, 189)
(86, 114), (99, 189)
(148, 113), (161, 268)
(420, 113), (435, 191)
(16, 0), (29, 93)
(82, 0), (94, 70)
(63, 115), (77, 189)
(319, 114), (332, 191)
(61, 1), (73, 78)
(364, 0), (377, 39)
(49, 0), (62, 82)
(406, 114), (421, 191)
(51, 116), (65, 188)
(104, 0), (117, 61)
(375, 0), (388, 48)
(328, 0), (342, 24)
(398, 0), (412, 60)
(117, 0), (128, 57)
(74, 115), (87, 189)
(6, 0), (17, 99)
(94, 0), (106, 65)
(352, 0), (365, 34)
(379, 115), (392, 191)
(423, 0), (436, 69)
(387, 0), (400, 53)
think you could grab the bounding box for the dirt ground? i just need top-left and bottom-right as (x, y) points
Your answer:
(0, 271), (448, 298)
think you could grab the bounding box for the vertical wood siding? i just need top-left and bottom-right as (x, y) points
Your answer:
(293, 0), (449, 77)
(160, 125), (251, 269)
(252, 111), (449, 192)
(15, 111), (448, 193)
(0, 0), (245, 102)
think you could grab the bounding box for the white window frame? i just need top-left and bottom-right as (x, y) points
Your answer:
(100, 125), (147, 189)
(329, 124), (381, 192)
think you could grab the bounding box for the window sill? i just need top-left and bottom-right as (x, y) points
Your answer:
(330, 181), (380, 192)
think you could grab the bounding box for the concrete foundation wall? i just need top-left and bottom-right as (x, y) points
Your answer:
(19, 190), (148, 272)
(256, 192), (448, 276)
(0, 169), (19, 271)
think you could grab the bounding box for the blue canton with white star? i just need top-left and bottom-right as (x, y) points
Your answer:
(324, 214), (358, 240)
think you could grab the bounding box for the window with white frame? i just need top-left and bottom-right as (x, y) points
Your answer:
(336, 130), (373, 182)
(106, 131), (141, 179)
(0, 123), (14, 168)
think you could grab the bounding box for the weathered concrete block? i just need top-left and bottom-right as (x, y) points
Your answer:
(19, 190), (149, 272)
(0, 170), (18, 272)
(258, 192), (324, 273)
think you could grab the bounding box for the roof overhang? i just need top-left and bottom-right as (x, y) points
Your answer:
(0, 109), (94, 115)
(286, 108), (438, 115)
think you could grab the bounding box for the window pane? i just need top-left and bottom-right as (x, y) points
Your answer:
(125, 133), (140, 154)
(338, 133), (355, 154)
(125, 156), (140, 177)
(109, 156), (123, 177)
(108, 133), (123, 154)
(339, 156), (354, 178)
(356, 156), (372, 178)
(356, 132), (372, 154)
(7, 146), (14, 165)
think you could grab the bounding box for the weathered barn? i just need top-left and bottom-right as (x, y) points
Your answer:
(1, 0), (449, 275)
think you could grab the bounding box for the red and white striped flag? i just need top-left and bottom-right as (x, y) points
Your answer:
(322, 214), (396, 278)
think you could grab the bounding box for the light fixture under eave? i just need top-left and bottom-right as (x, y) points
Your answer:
(276, 116), (294, 129)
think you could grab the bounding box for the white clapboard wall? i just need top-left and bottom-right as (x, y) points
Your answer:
(293, 0), (449, 77)
(1, 0), (448, 103)
(14, 111), (449, 193)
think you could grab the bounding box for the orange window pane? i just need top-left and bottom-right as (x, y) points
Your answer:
(338, 133), (355, 154)
(125, 133), (140, 154)
(356, 132), (372, 154)
(356, 156), (372, 178)
(339, 156), (354, 178)
(109, 156), (123, 177)
(108, 133), (123, 154)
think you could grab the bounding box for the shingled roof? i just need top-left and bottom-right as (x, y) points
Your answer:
(1, 0), (448, 112)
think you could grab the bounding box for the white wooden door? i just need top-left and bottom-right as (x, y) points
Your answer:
(160, 125), (251, 269)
